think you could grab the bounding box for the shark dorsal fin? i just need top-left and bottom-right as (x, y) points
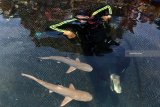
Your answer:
(58, 84), (63, 87)
(66, 57), (70, 59)
(66, 66), (76, 73)
(69, 83), (75, 90)
(76, 58), (80, 62)
(60, 96), (73, 107)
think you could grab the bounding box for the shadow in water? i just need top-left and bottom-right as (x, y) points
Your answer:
(84, 46), (130, 106)
(32, 36), (83, 54)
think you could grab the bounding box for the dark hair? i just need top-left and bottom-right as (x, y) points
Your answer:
(76, 9), (89, 16)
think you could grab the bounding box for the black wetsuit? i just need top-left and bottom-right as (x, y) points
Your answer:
(50, 5), (113, 55)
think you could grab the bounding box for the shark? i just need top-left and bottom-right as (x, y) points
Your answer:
(21, 73), (93, 106)
(38, 56), (93, 73)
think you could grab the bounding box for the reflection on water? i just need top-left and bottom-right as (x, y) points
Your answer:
(0, 0), (160, 107)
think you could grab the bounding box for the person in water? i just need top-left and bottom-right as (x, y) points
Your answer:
(49, 5), (119, 55)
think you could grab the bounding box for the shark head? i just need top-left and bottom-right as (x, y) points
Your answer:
(86, 94), (93, 101)
(83, 65), (93, 72)
(81, 93), (93, 101)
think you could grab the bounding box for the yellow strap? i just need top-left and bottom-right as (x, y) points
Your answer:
(50, 5), (112, 32)
(50, 18), (77, 32)
(92, 5), (112, 16)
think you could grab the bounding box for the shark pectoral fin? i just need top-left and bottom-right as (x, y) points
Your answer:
(76, 58), (80, 62)
(49, 90), (54, 93)
(66, 66), (76, 73)
(69, 83), (75, 90)
(60, 96), (73, 107)
(49, 90), (53, 93)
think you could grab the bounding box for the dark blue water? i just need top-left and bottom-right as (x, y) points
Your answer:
(0, 12), (160, 107)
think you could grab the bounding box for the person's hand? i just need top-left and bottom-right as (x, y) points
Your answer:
(101, 15), (112, 22)
(63, 30), (76, 39)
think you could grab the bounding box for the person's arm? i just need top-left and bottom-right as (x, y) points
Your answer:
(92, 5), (112, 16)
(50, 18), (78, 39)
(91, 5), (112, 22)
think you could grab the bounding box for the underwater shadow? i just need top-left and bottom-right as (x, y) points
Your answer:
(84, 45), (130, 106)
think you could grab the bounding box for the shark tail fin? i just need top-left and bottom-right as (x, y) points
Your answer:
(60, 96), (73, 107)
(21, 73), (38, 81)
(66, 66), (76, 73)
